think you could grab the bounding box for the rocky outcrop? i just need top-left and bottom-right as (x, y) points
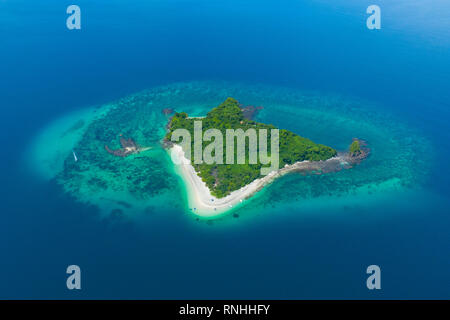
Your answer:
(240, 105), (263, 120)
(288, 138), (370, 176)
(348, 138), (370, 164)
(105, 137), (140, 157)
(162, 108), (174, 116)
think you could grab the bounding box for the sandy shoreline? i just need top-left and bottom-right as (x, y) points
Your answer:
(170, 145), (347, 217)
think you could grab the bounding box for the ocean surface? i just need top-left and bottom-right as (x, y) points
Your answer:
(1, 0), (449, 299)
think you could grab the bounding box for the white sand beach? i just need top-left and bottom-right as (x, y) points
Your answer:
(170, 145), (345, 217)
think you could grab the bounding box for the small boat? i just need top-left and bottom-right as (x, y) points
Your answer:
(72, 150), (78, 162)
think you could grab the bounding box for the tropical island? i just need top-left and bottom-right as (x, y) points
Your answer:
(28, 80), (432, 221)
(165, 97), (369, 215)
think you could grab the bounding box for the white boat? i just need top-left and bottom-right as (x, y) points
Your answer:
(72, 150), (78, 162)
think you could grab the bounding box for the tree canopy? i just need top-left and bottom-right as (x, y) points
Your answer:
(167, 98), (336, 198)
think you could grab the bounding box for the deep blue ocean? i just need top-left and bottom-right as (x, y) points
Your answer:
(1, 0), (449, 299)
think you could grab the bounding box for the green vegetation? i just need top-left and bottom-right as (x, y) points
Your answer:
(350, 140), (361, 155)
(167, 98), (337, 198)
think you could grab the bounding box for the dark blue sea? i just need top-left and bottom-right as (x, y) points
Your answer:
(1, 0), (449, 299)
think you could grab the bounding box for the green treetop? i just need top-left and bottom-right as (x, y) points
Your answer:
(349, 140), (361, 155)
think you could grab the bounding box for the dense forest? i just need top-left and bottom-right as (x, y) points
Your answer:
(166, 98), (336, 198)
